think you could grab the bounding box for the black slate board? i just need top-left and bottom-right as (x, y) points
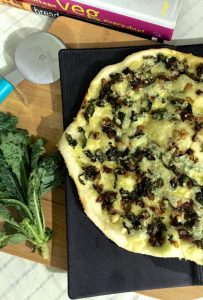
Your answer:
(59, 45), (203, 299)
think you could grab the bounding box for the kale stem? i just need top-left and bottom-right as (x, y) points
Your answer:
(40, 243), (50, 260)
(31, 190), (44, 240)
(23, 219), (43, 244)
(20, 161), (28, 198)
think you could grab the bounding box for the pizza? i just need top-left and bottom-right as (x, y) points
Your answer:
(58, 48), (203, 265)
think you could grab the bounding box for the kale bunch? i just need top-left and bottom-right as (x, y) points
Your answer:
(0, 112), (63, 259)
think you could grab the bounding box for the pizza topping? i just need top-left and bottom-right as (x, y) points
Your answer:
(120, 157), (138, 172)
(123, 210), (151, 233)
(170, 97), (186, 109)
(121, 199), (132, 215)
(164, 56), (179, 71)
(78, 127), (87, 148)
(123, 98), (133, 107)
(196, 63), (203, 80)
(103, 166), (113, 173)
(78, 174), (85, 185)
(178, 228), (193, 242)
(105, 144), (119, 161)
(95, 97), (105, 107)
(156, 54), (188, 75)
(120, 188), (145, 212)
(153, 178), (164, 189)
(102, 117), (116, 139)
(150, 109), (169, 121)
(170, 178), (178, 189)
(195, 189), (203, 205)
(122, 67), (133, 75)
(180, 104), (194, 121)
(130, 110), (138, 122)
(113, 111), (125, 127)
(170, 200), (198, 229)
(151, 109), (177, 121)
(178, 174), (194, 188)
(105, 144), (129, 162)
(93, 183), (103, 193)
(78, 126), (84, 132)
(99, 79), (111, 100)
(134, 175), (161, 199)
(156, 53), (168, 64)
(177, 200), (198, 227)
(134, 147), (156, 161)
(84, 150), (96, 162)
(193, 240), (203, 249)
(66, 133), (78, 148)
(82, 166), (100, 181)
(140, 210), (150, 220)
(109, 73), (123, 83)
(96, 191), (117, 212)
(186, 148), (196, 162)
(148, 193), (155, 200)
(147, 218), (166, 247)
(135, 175), (152, 197)
(84, 103), (95, 122)
(196, 89), (203, 95)
(129, 126), (145, 139)
(97, 191), (117, 202)
(195, 121), (203, 131)
(170, 214), (182, 227)
(140, 98), (152, 113)
(186, 148), (194, 155)
(125, 214), (142, 231)
(95, 149), (106, 163)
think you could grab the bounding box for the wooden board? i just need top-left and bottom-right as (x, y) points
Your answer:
(1, 16), (203, 299)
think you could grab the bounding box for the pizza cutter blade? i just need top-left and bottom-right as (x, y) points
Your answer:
(0, 31), (66, 104)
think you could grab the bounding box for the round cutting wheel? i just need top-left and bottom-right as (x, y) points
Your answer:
(15, 32), (66, 84)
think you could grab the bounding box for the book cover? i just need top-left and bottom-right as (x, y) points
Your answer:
(0, 0), (183, 40)
(25, 0), (183, 40)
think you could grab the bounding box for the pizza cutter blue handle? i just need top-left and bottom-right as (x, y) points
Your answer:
(0, 77), (14, 103)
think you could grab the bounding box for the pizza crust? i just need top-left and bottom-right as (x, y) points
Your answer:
(59, 48), (203, 265)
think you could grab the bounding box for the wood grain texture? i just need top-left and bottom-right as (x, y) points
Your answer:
(1, 16), (202, 299)
(50, 16), (158, 48)
(0, 80), (67, 270)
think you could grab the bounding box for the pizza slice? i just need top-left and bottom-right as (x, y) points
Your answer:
(59, 48), (203, 265)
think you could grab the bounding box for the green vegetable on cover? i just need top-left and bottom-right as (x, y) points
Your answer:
(0, 112), (64, 259)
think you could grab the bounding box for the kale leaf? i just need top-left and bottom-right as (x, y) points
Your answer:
(0, 112), (64, 259)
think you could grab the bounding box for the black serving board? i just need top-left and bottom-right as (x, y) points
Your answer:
(59, 44), (203, 299)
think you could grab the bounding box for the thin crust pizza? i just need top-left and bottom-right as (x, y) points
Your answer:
(59, 48), (203, 265)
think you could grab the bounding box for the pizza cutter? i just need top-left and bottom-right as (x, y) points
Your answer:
(0, 31), (66, 104)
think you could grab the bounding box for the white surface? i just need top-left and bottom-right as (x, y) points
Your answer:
(0, 1), (203, 300)
(0, 6), (52, 76)
(0, 252), (154, 300)
(169, 0), (203, 45)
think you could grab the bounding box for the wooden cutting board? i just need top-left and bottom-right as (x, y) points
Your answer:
(1, 16), (203, 299)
